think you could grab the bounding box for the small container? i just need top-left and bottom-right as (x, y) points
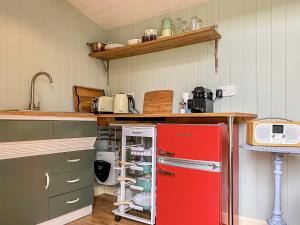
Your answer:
(161, 28), (173, 37)
(190, 16), (202, 30)
(179, 100), (186, 114)
(162, 18), (173, 29)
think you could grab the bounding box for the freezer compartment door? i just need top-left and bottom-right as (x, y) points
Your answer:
(157, 124), (227, 162)
(156, 163), (221, 225)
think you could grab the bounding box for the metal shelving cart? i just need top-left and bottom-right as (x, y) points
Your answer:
(113, 124), (156, 225)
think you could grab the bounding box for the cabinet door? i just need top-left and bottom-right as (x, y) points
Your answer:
(0, 156), (49, 225)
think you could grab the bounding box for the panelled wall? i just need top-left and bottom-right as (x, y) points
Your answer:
(106, 0), (300, 223)
(0, 0), (107, 111)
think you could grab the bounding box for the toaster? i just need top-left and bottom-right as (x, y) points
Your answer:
(98, 96), (114, 113)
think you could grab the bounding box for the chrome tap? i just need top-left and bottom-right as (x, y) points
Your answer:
(29, 71), (53, 110)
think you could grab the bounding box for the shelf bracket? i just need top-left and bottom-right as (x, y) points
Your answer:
(215, 39), (219, 74)
(101, 60), (110, 86)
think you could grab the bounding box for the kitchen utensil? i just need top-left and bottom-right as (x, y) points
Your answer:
(128, 94), (138, 114)
(161, 28), (173, 37)
(182, 92), (190, 103)
(162, 18), (173, 30)
(142, 29), (158, 42)
(104, 43), (126, 50)
(136, 176), (152, 192)
(190, 16), (202, 30)
(191, 87), (213, 113)
(72, 86), (105, 112)
(128, 39), (142, 45)
(143, 90), (174, 114)
(144, 29), (158, 36)
(113, 94), (129, 113)
(91, 97), (98, 113)
(137, 162), (152, 174)
(133, 192), (152, 211)
(98, 96), (114, 113)
(86, 42), (106, 52)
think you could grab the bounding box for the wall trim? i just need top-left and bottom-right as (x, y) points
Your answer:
(37, 205), (92, 225)
(240, 216), (268, 225)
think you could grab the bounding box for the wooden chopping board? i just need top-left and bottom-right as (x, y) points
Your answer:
(73, 86), (105, 112)
(143, 90), (174, 114)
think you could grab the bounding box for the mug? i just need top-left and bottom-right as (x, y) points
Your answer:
(128, 39), (142, 45)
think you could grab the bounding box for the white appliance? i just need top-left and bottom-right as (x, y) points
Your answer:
(113, 125), (156, 224)
(94, 151), (118, 185)
(98, 96), (114, 113)
(113, 94), (129, 113)
(247, 119), (300, 147)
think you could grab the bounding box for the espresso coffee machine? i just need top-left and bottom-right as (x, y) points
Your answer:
(190, 87), (214, 113)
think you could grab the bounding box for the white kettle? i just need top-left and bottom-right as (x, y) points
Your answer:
(113, 94), (128, 113)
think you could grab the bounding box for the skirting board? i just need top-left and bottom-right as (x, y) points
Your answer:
(37, 205), (92, 225)
(94, 185), (115, 196)
(239, 216), (268, 225)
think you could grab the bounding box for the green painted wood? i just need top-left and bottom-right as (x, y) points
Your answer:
(0, 155), (49, 225)
(49, 187), (93, 219)
(49, 150), (94, 175)
(53, 121), (97, 139)
(0, 120), (53, 142)
(49, 168), (93, 197)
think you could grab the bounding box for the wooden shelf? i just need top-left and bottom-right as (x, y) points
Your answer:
(89, 26), (221, 60)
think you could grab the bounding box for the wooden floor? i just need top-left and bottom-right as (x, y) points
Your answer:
(68, 194), (144, 225)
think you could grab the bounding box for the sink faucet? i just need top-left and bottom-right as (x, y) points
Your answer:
(29, 71), (53, 110)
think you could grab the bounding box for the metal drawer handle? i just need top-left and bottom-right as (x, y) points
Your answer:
(67, 159), (81, 163)
(159, 169), (175, 177)
(66, 198), (80, 204)
(67, 178), (80, 183)
(159, 149), (175, 157)
(131, 131), (143, 134)
(45, 172), (50, 190)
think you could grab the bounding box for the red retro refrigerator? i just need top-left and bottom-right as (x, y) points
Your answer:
(156, 124), (237, 225)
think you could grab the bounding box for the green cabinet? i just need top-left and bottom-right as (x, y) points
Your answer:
(0, 120), (53, 142)
(0, 149), (94, 225)
(0, 156), (49, 225)
(0, 120), (97, 142)
(53, 121), (97, 139)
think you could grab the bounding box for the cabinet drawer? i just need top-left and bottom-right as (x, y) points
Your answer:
(49, 168), (93, 197)
(0, 120), (53, 142)
(50, 150), (94, 174)
(53, 121), (97, 139)
(123, 127), (154, 137)
(49, 187), (93, 219)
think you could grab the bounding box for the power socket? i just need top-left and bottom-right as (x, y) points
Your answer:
(217, 86), (235, 97)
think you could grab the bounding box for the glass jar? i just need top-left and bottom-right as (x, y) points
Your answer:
(190, 16), (202, 30)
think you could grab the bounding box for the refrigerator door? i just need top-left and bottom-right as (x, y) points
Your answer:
(157, 124), (227, 162)
(156, 162), (221, 225)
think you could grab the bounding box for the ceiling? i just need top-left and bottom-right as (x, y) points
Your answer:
(67, 0), (206, 30)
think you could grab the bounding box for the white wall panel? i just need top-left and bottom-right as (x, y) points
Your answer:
(106, 0), (300, 223)
(0, 0), (106, 111)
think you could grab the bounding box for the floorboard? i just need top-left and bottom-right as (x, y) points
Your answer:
(68, 194), (144, 225)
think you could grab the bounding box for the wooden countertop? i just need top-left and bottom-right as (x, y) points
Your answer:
(0, 110), (96, 121)
(97, 112), (257, 126)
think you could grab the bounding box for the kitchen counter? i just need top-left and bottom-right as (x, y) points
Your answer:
(0, 110), (96, 121)
(96, 112), (257, 125)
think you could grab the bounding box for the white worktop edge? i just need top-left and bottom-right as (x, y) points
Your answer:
(0, 115), (96, 121)
(0, 137), (96, 160)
